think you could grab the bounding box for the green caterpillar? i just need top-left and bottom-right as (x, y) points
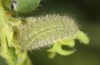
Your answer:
(2, 0), (41, 15)
(15, 15), (78, 50)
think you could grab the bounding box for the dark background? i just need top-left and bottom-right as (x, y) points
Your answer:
(0, 0), (100, 65)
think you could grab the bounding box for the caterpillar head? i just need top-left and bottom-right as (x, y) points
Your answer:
(2, 0), (41, 15)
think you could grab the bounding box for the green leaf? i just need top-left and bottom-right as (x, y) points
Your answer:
(76, 30), (89, 44)
(47, 38), (75, 58)
(2, 0), (41, 15)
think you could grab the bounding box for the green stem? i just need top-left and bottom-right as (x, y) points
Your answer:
(0, 1), (32, 65)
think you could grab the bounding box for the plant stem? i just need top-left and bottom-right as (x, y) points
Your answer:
(0, 1), (32, 65)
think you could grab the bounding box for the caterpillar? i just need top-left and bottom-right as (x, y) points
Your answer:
(15, 15), (78, 50)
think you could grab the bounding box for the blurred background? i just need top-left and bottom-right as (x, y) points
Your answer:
(0, 0), (100, 65)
